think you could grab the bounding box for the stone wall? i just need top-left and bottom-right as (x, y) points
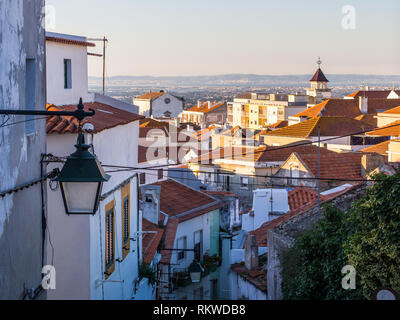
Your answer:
(267, 183), (366, 300)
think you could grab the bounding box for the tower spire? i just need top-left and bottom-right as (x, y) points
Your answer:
(317, 56), (322, 69)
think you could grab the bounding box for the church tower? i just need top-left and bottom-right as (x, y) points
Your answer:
(306, 58), (332, 107)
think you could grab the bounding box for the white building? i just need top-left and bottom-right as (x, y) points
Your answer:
(241, 189), (289, 233)
(133, 91), (184, 118)
(46, 32), (138, 113)
(45, 103), (150, 299)
(140, 179), (222, 300)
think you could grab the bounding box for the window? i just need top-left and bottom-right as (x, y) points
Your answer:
(121, 184), (130, 260)
(64, 59), (72, 89)
(105, 201), (115, 278)
(25, 59), (36, 135)
(194, 230), (203, 262)
(139, 173), (146, 185)
(240, 177), (249, 189)
(157, 169), (163, 180)
(177, 237), (187, 261)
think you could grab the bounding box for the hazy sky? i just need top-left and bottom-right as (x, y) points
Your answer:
(47, 0), (400, 77)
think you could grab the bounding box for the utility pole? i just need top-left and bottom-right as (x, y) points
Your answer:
(87, 36), (108, 95)
(102, 36), (107, 95)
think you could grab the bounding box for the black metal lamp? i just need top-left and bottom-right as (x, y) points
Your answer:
(55, 131), (110, 215)
(188, 260), (203, 283)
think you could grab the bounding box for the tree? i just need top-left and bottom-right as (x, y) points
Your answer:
(345, 173), (400, 299)
(281, 204), (363, 300)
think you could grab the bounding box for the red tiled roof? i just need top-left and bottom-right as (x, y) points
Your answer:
(296, 152), (363, 180)
(191, 146), (265, 164)
(264, 116), (374, 138)
(135, 91), (165, 100)
(288, 186), (320, 211)
(367, 120), (400, 137)
(257, 144), (336, 163)
(148, 179), (220, 218)
(46, 36), (95, 47)
(46, 102), (143, 134)
(186, 102), (225, 114)
(269, 120), (288, 129)
(310, 68), (329, 82)
(359, 140), (391, 156)
(142, 218), (164, 264)
(380, 105), (400, 114)
(294, 98), (400, 119)
(354, 114), (377, 127)
(160, 218), (179, 265)
(347, 90), (400, 99)
(204, 190), (238, 197)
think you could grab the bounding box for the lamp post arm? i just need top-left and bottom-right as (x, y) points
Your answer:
(0, 98), (95, 121)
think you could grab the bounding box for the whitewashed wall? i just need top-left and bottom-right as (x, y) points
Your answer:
(46, 40), (92, 105)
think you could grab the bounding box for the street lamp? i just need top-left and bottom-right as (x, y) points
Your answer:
(0, 98), (110, 215)
(55, 131), (110, 215)
(188, 260), (203, 283)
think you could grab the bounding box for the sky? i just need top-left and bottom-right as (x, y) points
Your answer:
(47, 0), (400, 77)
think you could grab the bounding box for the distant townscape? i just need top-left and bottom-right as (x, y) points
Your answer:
(1, 1), (400, 302)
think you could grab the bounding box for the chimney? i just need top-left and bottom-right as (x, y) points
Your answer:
(359, 96), (368, 114)
(174, 117), (180, 127)
(361, 153), (385, 179)
(244, 234), (258, 271)
(197, 100), (201, 108)
(208, 101), (212, 109)
(140, 185), (161, 225)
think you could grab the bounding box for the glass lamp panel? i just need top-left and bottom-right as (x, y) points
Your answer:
(190, 272), (201, 283)
(62, 182), (100, 214)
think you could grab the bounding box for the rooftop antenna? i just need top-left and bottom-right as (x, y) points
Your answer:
(87, 36), (109, 95)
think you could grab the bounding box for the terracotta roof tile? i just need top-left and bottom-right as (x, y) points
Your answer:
(160, 218), (179, 265)
(310, 68), (329, 82)
(257, 144), (336, 163)
(46, 102), (143, 134)
(347, 90), (400, 99)
(146, 179), (219, 217)
(186, 102), (225, 114)
(142, 218), (164, 264)
(297, 152), (363, 180)
(135, 91), (165, 100)
(354, 114), (377, 127)
(269, 120), (288, 129)
(380, 105), (400, 114)
(264, 116), (373, 138)
(288, 186), (320, 211)
(46, 36), (95, 47)
(359, 140), (391, 156)
(294, 98), (400, 119)
(367, 120), (400, 137)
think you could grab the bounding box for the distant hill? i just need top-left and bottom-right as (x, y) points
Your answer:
(89, 74), (400, 88)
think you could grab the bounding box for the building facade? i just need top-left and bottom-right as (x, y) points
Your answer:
(0, 0), (47, 300)
(134, 91), (184, 118)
